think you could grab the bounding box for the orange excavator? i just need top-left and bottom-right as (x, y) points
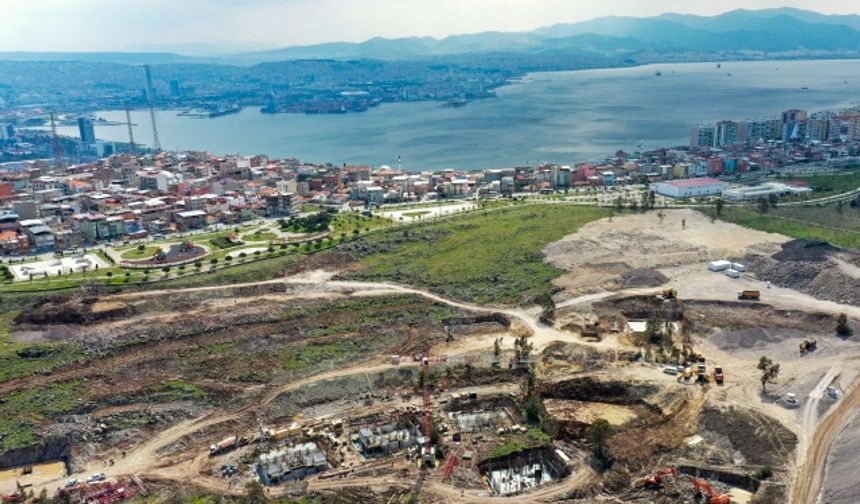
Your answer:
(693, 478), (732, 504)
(639, 467), (677, 488)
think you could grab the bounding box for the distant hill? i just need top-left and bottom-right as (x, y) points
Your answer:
(236, 7), (860, 62)
(3, 7), (860, 66)
(0, 51), (203, 65)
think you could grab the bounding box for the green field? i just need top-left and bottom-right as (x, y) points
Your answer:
(241, 231), (278, 242)
(346, 204), (610, 305)
(784, 169), (860, 198)
(120, 246), (161, 259)
(0, 380), (82, 451)
(716, 205), (860, 251)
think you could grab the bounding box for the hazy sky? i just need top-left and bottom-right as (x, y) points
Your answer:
(1, 0), (857, 53)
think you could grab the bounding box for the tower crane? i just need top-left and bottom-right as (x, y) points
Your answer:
(124, 101), (137, 155)
(49, 112), (64, 169)
(420, 355), (435, 467)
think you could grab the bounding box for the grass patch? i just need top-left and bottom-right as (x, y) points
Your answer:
(0, 381), (82, 451)
(148, 379), (209, 403)
(0, 311), (84, 383)
(346, 204), (610, 304)
(715, 205), (860, 251)
(241, 231), (278, 242)
(485, 428), (549, 461)
(281, 339), (366, 373)
(784, 168), (860, 197)
(209, 236), (243, 249)
(121, 246), (161, 259)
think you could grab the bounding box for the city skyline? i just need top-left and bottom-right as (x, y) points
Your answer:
(1, 0), (858, 54)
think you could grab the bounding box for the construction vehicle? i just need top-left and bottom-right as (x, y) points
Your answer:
(799, 339), (817, 355)
(677, 367), (693, 382)
(639, 467), (677, 488)
(209, 435), (243, 456)
(713, 366), (724, 385)
(737, 290), (760, 301)
(692, 478), (732, 504)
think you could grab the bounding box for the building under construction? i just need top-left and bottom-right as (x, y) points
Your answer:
(255, 442), (328, 485)
(451, 409), (514, 433)
(355, 422), (421, 457)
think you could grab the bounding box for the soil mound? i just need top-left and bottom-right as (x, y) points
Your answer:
(772, 239), (839, 262)
(619, 268), (668, 288)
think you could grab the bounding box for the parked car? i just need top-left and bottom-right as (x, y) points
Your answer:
(86, 473), (106, 484)
(663, 365), (680, 375)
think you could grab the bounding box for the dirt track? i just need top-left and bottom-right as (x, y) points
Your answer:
(791, 372), (860, 504)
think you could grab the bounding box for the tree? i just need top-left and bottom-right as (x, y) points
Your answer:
(244, 481), (271, 504)
(210, 258), (218, 265)
(513, 335), (533, 370)
(492, 337), (503, 370)
(757, 197), (770, 214)
(757, 356), (780, 392)
(105, 271), (113, 278)
(586, 418), (615, 463)
(768, 193), (779, 209)
(715, 198), (724, 216)
(535, 293), (555, 325)
(137, 244), (145, 252)
(836, 313), (853, 337)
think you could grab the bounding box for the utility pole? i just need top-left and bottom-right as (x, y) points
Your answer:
(49, 112), (64, 169)
(124, 101), (137, 155)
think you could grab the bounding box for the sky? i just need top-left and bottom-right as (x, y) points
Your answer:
(0, 0), (857, 54)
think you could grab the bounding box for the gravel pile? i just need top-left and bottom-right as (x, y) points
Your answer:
(619, 268), (668, 288)
(742, 238), (860, 306)
(772, 239), (840, 262)
(710, 327), (806, 352)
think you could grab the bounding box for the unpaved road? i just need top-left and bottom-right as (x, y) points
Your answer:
(791, 373), (860, 504)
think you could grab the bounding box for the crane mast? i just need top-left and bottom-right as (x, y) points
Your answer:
(49, 112), (64, 169)
(124, 101), (136, 155)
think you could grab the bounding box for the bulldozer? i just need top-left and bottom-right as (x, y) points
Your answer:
(638, 467), (678, 488)
(693, 478), (732, 504)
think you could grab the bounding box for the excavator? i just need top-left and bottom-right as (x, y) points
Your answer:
(638, 467), (677, 488)
(693, 478), (732, 504)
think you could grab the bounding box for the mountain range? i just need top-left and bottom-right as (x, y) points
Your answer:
(2, 8), (860, 65)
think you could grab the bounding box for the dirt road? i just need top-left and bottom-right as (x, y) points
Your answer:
(791, 373), (860, 504)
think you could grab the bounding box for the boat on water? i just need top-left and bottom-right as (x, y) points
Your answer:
(654, 70), (662, 76)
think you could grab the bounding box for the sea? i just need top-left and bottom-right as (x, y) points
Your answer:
(50, 59), (860, 170)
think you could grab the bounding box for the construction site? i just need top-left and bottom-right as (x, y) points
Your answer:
(1, 208), (859, 503)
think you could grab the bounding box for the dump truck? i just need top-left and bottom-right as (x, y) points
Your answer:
(210, 435), (242, 456)
(799, 339), (817, 355)
(737, 290), (760, 301)
(713, 366), (724, 385)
